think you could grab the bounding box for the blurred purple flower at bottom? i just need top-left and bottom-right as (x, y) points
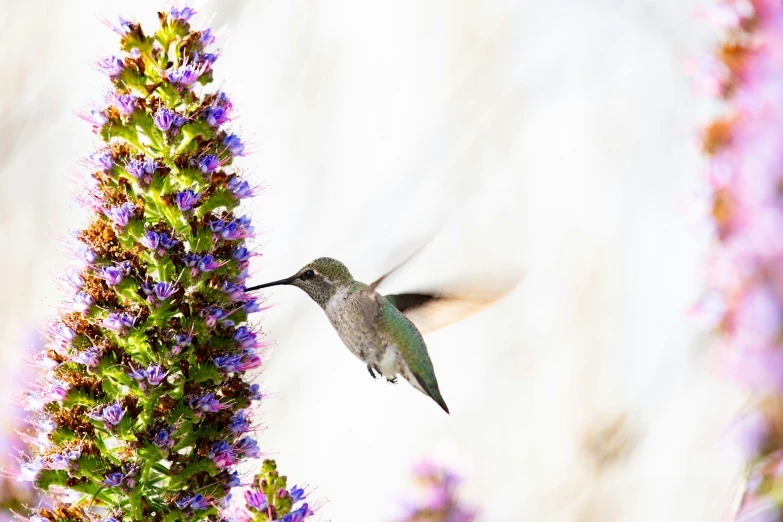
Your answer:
(737, 498), (782, 522)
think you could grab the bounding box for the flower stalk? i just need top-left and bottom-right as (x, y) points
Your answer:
(15, 7), (309, 522)
(702, 0), (783, 518)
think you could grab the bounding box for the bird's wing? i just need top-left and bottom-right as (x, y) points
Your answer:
(385, 274), (521, 334)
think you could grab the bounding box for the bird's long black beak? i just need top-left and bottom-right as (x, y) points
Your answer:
(245, 276), (295, 292)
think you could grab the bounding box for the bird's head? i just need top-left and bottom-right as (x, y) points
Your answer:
(247, 257), (354, 306)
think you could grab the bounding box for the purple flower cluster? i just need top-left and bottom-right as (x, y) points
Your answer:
(220, 459), (315, 522)
(398, 461), (477, 522)
(17, 6), (289, 522)
(701, 1), (783, 518)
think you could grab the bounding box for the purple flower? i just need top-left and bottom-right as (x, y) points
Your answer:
(159, 232), (177, 249)
(223, 134), (245, 155)
(168, 64), (204, 85)
(140, 230), (160, 250)
(90, 151), (114, 171)
(76, 242), (97, 263)
(233, 247), (251, 263)
(283, 503), (313, 522)
(198, 254), (222, 272)
(115, 94), (137, 115)
(104, 472), (123, 487)
(90, 109), (108, 127)
(214, 355), (242, 373)
(64, 270), (84, 290)
(143, 159), (157, 174)
(189, 494), (208, 510)
(153, 429), (173, 448)
(47, 453), (71, 470)
(120, 314), (136, 329)
(228, 409), (250, 433)
(198, 154), (220, 173)
(101, 403), (125, 426)
(200, 28), (216, 46)
(125, 159), (145, 179)
(102, 313), (124, 331)
(20, 459), (43, 481)
(234, 436), (260, 457)
(146, 365), (167, 385)
(245, 490), (267, 510)
(128, 367), (146, 381)
(104, 202), (135, 228)
(49, 322), (76, 343)
(290, 485), (306, 503)
(227, 177), (253, 199)
(97, 56), (124, 76)
(72, 349), (100, 368)
(221, 281), (245, 301)
(190, 393), (227, 412)
(175, 189), (201, 211)
(249, 384), (263, 401)
(233, 327), (258, 348)
(154, 109), (175, 131)
(170, 6), (196, 21)
(205, 105), (229, 127)
(154, 281), (177, 300)
(238, 354), (262, 372)
(99, 266), (124, 286)
(30, 516), (51, 522)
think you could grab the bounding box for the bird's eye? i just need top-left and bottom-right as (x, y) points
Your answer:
(301, 269), (315, 280)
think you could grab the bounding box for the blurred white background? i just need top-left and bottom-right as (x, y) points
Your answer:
(0, 1), (747, 520)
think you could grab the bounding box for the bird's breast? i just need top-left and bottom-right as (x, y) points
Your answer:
(324, 288), (383, 363)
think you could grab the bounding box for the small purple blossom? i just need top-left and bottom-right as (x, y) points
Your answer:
(140, 230), (160, 250)
(101, 403), (125, 426)
(159, 232), (177, 249)
(290, 485), (306, 503)
(154, 281), (177, 301)
(245, 490), (267, 510)
(104, 473), (123, 487)
(125, 159), (145, 178)
(115, 93), (137, 115)
(198, 254), (222, 272)
(228, 409), (250, 433)
(238, 354), (262, 372)
(234, 436), (260, 457)
(128, 367), (146, 381)
(223, 134), (245, 155)
(175, 189), (201, 211)
(72, 349), (100, 368)
(190, 392), (227, 412)
(146, 365), (167, 385)
(99, 266), (124, 286)
(205, 106), (228, 127)
(168, 63), (204, 85)
(153, 429), (174, 448)
(154, 109), (176, 131)
(249, 384), (263, 402)
(170, 6), (196, 21)
(214, 355), (242, 373)
(227, 177), (253, 199)
(90, 151), (114, 171)
(102, 313), (124, 331)
(104, 202), (135, 229)
(198, 154), (220, 173)
(90, 109), (108, 127)
(200, 28), (215, 46)
(97, 56), (124, 76)
(75, 242), (97, 263)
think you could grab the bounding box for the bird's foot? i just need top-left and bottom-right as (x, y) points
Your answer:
(386, 376), (398, 384)
(367, 365), (379, 379)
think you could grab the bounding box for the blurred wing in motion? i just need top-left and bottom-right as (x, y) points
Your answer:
(384, 274), (521, 334)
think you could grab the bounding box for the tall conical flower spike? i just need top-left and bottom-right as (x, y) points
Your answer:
(14, 7), (311, 522)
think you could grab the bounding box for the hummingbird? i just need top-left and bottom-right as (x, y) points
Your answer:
(246, 257), (517, 414)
